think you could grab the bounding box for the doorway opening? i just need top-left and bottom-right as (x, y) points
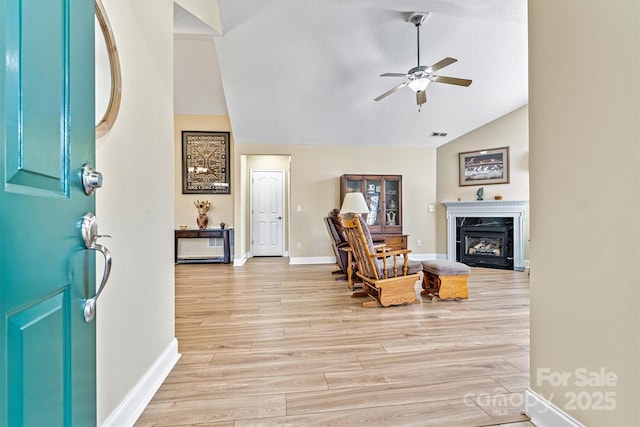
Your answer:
(243, 155), (291, 259)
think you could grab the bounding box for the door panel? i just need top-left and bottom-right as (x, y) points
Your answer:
(7, 292), (67, 426)
(1, 0), (96, 425)
(252, 170), (284, 256)
(19, 0), (64, 180)
(5, 0), (66, 193)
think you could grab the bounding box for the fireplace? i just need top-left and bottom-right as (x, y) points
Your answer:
(458, 219), (512, 269)
(444, 201), (527, 271)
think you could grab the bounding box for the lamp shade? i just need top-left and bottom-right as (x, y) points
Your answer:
(340, 192), (369, 214)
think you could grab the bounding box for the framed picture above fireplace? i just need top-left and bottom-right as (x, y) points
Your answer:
(459, 146), (510, 186)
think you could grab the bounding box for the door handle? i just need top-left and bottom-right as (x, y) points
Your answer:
(81, 212), (112, 323)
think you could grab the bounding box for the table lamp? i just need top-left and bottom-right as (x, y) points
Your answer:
(340, 192), (369, 216)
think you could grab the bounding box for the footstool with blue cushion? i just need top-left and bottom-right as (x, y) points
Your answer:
(420, 260), (470, 300)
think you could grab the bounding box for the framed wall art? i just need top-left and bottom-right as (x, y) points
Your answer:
(459, 146), (510, 186)
(182, 131), (231, 194)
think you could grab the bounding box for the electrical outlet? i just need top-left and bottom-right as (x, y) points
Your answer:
(296, 242), (302, 250)
(296, 205), (302, 212)
(428, 204), (435, 212)
(416, 240), (422, 247)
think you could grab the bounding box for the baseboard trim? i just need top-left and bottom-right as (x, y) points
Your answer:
(100, 338), (181, 427)
(233, 256), (247, 266)
(408, 253), (441, 261)
(525, 388), (585, 427)
(289, 256), (335, 265)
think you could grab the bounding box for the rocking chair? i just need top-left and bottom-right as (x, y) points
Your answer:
(341, 214), (422, 307)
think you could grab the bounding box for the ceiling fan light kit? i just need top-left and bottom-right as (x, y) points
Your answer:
(407, 78), (429, 92)
(375, 12), (472, 110)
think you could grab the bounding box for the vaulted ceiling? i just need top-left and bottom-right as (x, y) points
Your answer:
(174, 0), (528, 148)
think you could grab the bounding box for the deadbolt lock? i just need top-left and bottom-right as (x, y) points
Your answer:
(82, 163), (103, 195)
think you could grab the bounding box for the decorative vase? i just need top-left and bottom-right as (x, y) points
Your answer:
(197, 214), (209, 230)
(386, 211), (396, 225)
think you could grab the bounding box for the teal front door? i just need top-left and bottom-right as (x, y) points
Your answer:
(1, 0), (97, 425)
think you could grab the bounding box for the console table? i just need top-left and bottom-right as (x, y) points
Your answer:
(174, 228), (231, 264)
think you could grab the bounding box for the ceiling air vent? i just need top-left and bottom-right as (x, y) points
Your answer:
(430, 132), (448, 137)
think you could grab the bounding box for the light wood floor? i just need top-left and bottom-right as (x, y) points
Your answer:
(136, 258), (533, 427)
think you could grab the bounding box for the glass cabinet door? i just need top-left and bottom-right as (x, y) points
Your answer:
(344, 177), (362, 194)
(384, 179), (399, 226)
(364, 178), (381, 226)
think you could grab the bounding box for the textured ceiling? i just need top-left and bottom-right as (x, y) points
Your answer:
(177, 0), (528, 148)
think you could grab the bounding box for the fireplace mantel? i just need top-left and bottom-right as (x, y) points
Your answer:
(444, 200), (528, 270)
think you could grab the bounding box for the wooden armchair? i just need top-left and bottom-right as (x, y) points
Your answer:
(341, 214), (422, 307)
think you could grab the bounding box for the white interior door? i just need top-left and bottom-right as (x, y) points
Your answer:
(251, 170), (284, 256)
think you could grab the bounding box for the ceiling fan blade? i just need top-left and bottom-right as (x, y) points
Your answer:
(425, 57), (457, 73)
(380, 72), (408, 77)
(432, 75), (473, 87)
(374, 81), (409, 101)
(416, 90), (427, 106)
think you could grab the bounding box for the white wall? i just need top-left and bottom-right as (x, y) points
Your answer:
(174, 35), (227, 115)
(174, 0), (222, 33)
(529, 1), (640, 425)
(96, 0), (176, 424)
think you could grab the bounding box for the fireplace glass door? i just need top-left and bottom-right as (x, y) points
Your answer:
(465, 235), (504, 257)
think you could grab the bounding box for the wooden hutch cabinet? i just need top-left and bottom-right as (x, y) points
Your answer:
(340, 174), (407, 250)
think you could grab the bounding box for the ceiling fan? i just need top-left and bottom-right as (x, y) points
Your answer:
(375, 13), (472, 110)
